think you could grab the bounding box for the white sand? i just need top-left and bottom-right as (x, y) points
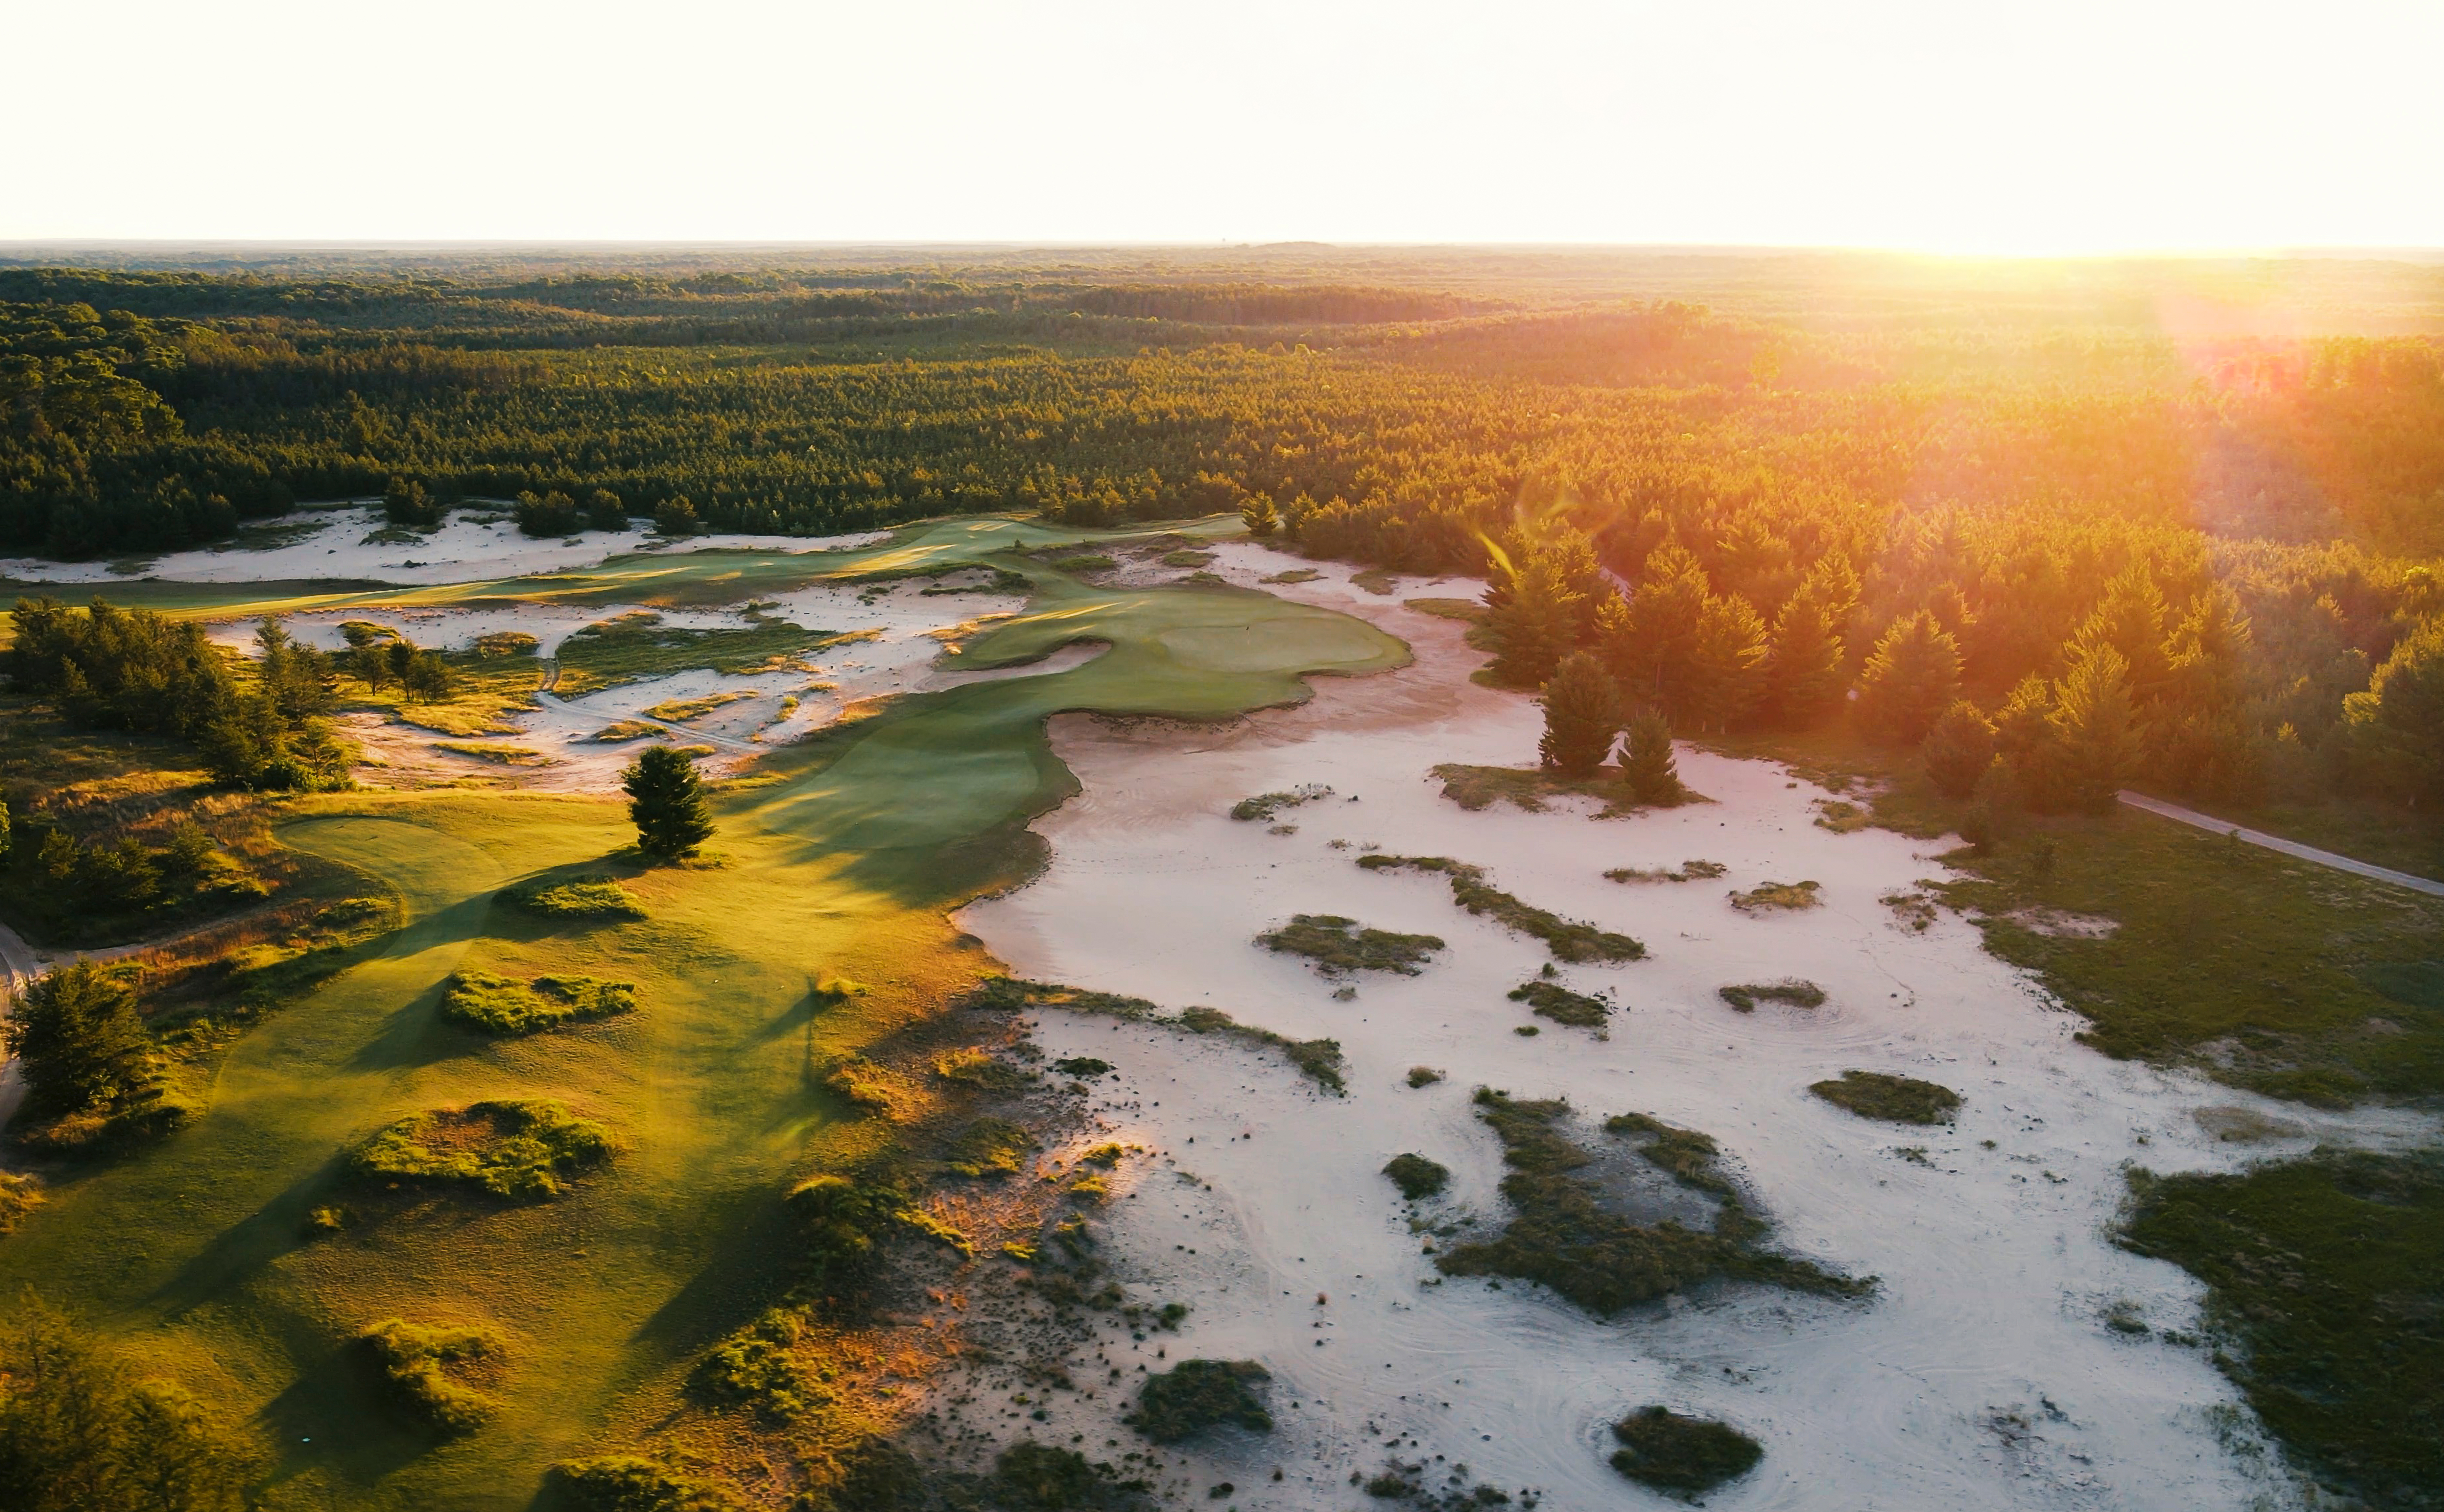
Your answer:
(952, 545), (2432, 1510)
(0, 503), (888, 587)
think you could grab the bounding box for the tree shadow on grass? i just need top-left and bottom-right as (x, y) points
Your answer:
(151, 1151), (355, 1319)
(254, 1324), (436, 1492)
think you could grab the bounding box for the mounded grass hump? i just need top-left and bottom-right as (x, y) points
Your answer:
(1729, 879), (1822, 913)
(501, 874), (647, 919)
(350, 1099), (615, 1199)
(1810, 1070), (1962, 1125)
(1129, 1359), (1273, 1442)
(439, 969), (636, 1035)
(357, 1318), (502, 1434)
(1609, 1406), (1764, 1494)
(1256, 913), (1445, 976)
(550, 1455), (748, 1512)
(1383, 1153), (1450, 1200)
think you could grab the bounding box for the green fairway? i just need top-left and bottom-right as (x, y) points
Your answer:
(0, 524), (1404, 1510)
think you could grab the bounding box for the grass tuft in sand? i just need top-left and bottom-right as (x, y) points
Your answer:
(1359, 855), (1644, 963)
(1508, 979), (1611, 1027)
(967, 976), (1348, 1094)
(439, 969), (636, 1035)
(1716, 980), (1825, 1013)
(1230, 783), (1333, 821)
(1728, 879), (1821, 913)
(1809, 1070), (1961, 1125)
(1256, 914), (1445, 977)
(1129, 1359), (1273, 1442)
(1608, 1406), (1763, 1495)
(1604, 860), (1725, 885)
(1384, 1154), (1451, 1200)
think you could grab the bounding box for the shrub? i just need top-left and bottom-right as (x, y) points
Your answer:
(992, 1442), (1114, 1511)
(1620, 708), (1683, 804)
(0, 1171), (43, 1234)
(439, 970), (635, 1035)
(357, 1319), (499, 1432)
(1716, 980), (1824, 1013)
(691, 1311), (819, 1422)
(502, 875), (646, 919)
(1508, 979), (1609, 1027)
(624, 744), (715, 859)
(1727, 880), (1820, 913)
(1922, 699), (1997, 799)
(515, 489), (581, 536)
(1406, 1066), (1445, 1088)
(1383, 1154), (1450, 1200)
(1129, 1359), (1273, 1441)
(350, 1100), (614, 1198)
(4, 960), (150, 1122)
(1608, 1406), (1763, 1494)
(1809, 1070), (1961, 1125)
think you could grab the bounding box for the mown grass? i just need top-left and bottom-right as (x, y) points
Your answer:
(1437, 1091), (1867, 1315)
(1809, 1070), (1960, 1125)
(1358, 854), (1644, 963)
(2120, 1149), (2444, 1508)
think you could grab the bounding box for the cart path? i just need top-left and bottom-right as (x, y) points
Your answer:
(2118, 789), (2444, 898)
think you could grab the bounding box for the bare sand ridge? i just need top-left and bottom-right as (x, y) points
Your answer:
(954, 544), (2434, 1510)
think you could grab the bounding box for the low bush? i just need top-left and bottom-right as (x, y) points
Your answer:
(1384, 1153), (1450, 1200)
(1359, 855), (1644, 963)
(1716, 980), (1825, 1013)
(440, 970), (636, 1035)
(1258, 913), (1444, 975)
(350, 1099), (614, 1198)
(1129, 1359), (1272, 1442)
(1053, 1056), (1114, 1078)
(1809, 1071), (1962, 1125)
(1407, 1066), (1445, 1087)
(1509, 979), (1609, 1026)
(691, 1310), (821, 1423)
(1728, 879), (1821, 913)
(501, 875), (647, 919)
(357, 1318), (500, 1432)
(1608, 1406), (1763, 1494)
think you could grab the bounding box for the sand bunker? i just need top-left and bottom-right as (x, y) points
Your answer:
(954, 542), (2435, 1510)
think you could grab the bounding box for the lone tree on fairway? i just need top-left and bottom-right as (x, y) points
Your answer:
(6, 960), (149, 1122)
(1538, 652), (1621, 777)
(623, 746), (714, 859)
(1620, 707), (1684, 804)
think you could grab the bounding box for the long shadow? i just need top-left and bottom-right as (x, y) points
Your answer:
(151, 1151), (356, 1318)
(255, 1327), (435, 1491)
(623, 1181), (809, 1369)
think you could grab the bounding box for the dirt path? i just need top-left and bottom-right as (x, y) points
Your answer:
(0, 921), (43, 1137)
(2118, 790), (2444, 898)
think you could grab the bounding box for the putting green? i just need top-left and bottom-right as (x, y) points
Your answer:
(0, 524), (1406, 1510)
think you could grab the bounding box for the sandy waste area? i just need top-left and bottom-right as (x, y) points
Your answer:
(944, 543), (2435, 1511)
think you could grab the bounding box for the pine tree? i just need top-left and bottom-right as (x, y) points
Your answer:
(2046, 644), (2140, 812)
(1762, 571), (1847, 727)
(6, 961), (150, 1121)
(624, 745), (716, 858)
(1484, 555), (1585, 688)
(1240, 492), (1279, 538)
(1620, 708), (1683, 805)
(2154, 584), (2257, 799)
(1600, 544), (1708, 714)
(1921, 700), (1996, 799)
(2069, 566), (2171, 706)
(1537, 652), (1621, 777)
(1854, 611), (1963, 745)
(2342, 616), (2444, 803)
(1685, 593), (1769, 731)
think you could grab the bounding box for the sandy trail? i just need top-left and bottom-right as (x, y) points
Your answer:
(0, 922), (38, 1138)
(951, 543), (2427, 1510)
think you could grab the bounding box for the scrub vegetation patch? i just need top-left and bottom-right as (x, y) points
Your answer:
(1359, 854), (1644, 963)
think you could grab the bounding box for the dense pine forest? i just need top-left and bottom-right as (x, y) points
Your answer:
(4, 249), (2440, 811)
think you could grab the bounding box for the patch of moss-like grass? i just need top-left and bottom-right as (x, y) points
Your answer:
(1384, 1153), (1450, 1200)
(1129, 1359), (1272, 1442)
(550, 1456), (748, 1512)
(1407, 1066), (1445, 1088)
(432, 740), (553, 765)
(439, 969), (636, 1035)
(1349, 567), (1399, 595)
(357, 1318), (502, 1433)
(1051, 554), (1118, 574)
(932, 1045), (1032, 1090)
(1809, 1070), (1961, 1125)
(1230, 783), (1332, 821)
(1359, 855), (1644, 963)
(1436, 1092), (1866, 1315)
(502, 874), (647, 919)
(1509, 979), (1610, 1027)
(944, 1117), (1035, 1178)
(1430, 762), (1644, 817)
(1053, 1056), (1113, 1078)
(1728, 879), (1821, 913)
(0, 1171), (43, 1234)
(1608, 1406), (1763, 1495)
(1605, 860), (1725, 884)
(350, 1099), (614, 1199)
(1257, 914), (1445, 976)
(1717, 980), (1824, 1013)
(552, 611), (846, 694)
(1261, 567), (1322, 584)
(1813, 799), (1870, 833)
(2120, 1148), (2444, 1508)
(1402, 596), (1483, 622)
(587, 720), (667, 743)
(965, 976), (1349, 1096)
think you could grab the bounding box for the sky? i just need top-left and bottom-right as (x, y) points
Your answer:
(11, 0), (2443, 252)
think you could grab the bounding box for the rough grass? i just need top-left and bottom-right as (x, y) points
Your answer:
(1727, 879), (1821, 913)
(1129, 1359), (1272, 1442)
(1436, 1091), (1866, 1315)
(358, 1318), (501, 1433)
(1809, 1070), (1961, 1125)
(643, 690), (757, 724)
(350, 1099), (615, 1199)
(439, 969), (636, 1035)
(1605, 859), (1725, 884)
(1257, 913), (1445, 976)
(1430, 762), (1640, 817)
(586, 720), (668, 743)
(1230, 783), (1332, 822)
(943, 1117), (1035, 1178)
(2119, 1148), (2444, 1508)
(1406, 1066), (1445, 1088)
(1383, 1153), (1450, 1200)
(432, 740), (553, 766)
(550, 1456), (747, 1512)
(1609, 1406), (1764, 1495)
(552, 611), (844, 694)
(1349, 568), (1399, 595)
(970, 975), (1348, 1095)
(501, 874), (647, 919)
(0, 1171), (43, 1234)
(1359, 855), (1644, 963)
(1260, 568), (1322, 584)
(1813, 799), (1871, 833)
(1401, 596), (1482, 622)
(1051, 554), (1118, 573)
(1508, 979), (1610, 1027)
(1717, 980), (1825, 1013)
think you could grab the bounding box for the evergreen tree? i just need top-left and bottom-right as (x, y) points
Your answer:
(2069, 565), (2171, 706)
(5, 961), (150, 1122)
(2153, 584), (2257, 799)
(2045, 644), (2140, 812)
(1483, 554), (1584, 688)
(1600, 544), (1708, 714)
(624, 745), (715, 858)
(1240, 492), (1279, 538)
(1620, 708), (1683, 805)
(1537, 652), (1621, 777)
(2342, 616), (2444, 802)
(1921, 700), (1997, 799)
(1761, 568), (1848, 728)
(1684, 593), (1769, 731)
(1854, 611), (1963, 744)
